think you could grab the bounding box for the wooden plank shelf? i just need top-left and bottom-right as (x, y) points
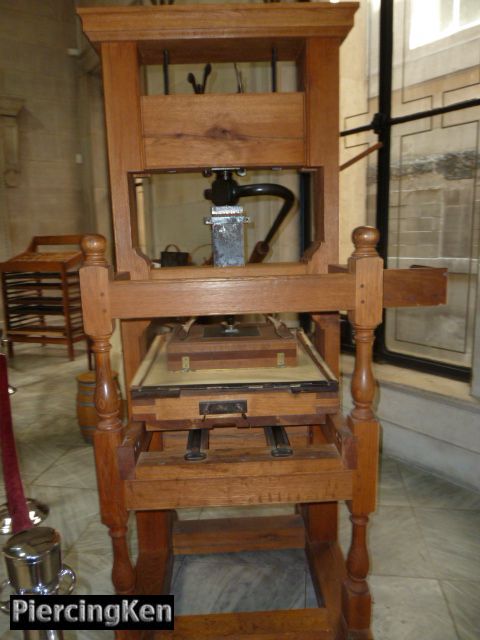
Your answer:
(172, 514), (305, 556)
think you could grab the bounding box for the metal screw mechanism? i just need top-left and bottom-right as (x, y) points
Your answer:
(204, 206), (250, 267)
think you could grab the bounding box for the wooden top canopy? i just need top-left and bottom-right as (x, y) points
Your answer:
(77, 2), (359, 64)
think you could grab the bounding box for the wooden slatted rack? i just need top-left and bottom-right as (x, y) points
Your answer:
(0, 236), (87, 361)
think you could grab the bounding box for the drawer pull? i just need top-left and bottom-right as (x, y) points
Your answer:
(199, 400), (247, 415)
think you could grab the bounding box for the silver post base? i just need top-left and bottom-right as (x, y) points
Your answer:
(24, 630), (64, 640)
(0, 499), (49, 535)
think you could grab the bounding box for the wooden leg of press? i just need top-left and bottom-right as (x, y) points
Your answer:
(135, 510), (175, 595)
(93, 368), (136, 596)
(342, 227), (383, 638)
(110, 525), (136, 595)
(303, 501), (344, 637)
(302, 502), (338, 543)
(342, 514), (372, 637)
(80, 237), (136, 596)
(301, 315), (344, 631)
(115, 631), (139, 640)
(135, 426), (175, 595)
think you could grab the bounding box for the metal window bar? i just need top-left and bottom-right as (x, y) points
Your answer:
(338, 0), (478, 380)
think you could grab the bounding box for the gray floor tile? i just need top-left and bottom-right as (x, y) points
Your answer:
(340, 504), (435, 578)
(65, 544), (115, 596)
(415, 509), (480, 581)
(378, 456), (410, 506)
(199, 504), (295, 519)
(32, 446), (97, 490)
(17, 411), (88, 451)
(370, 506), (436, 577)
(305, 569), (319, 608)
(172, 555), (185, 586)
(370, 575), (458, 640)
(70, 518), (113, 558)
(11, 438), (70, 484)
(441, 580), (480, 640)
(27, 484), (99, 553)
(177, 508), (203, 520)
(400, 464), (480, 510)
(172, 550), (307, 615)
(175, 547), (307, 567)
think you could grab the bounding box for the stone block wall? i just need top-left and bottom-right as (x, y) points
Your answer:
(0, 0), (90, 261)
(384, 151), (479, 271)
(366, 138), (479, 368)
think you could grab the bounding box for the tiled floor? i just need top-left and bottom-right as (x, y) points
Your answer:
(1, 345), (479, 639)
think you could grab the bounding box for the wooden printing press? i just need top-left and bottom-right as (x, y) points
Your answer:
(77, 3), (447, 639)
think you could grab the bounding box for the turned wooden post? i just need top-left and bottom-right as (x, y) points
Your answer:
(79, 235), (136, 596)
(343, 226), (383, 636)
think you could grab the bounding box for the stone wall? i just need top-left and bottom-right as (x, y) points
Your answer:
(0, 0), (90, 261)
(367, 149), (480, 272)
(363, 102), (480, 367)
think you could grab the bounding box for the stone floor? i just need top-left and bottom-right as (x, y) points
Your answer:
(0, 344), (479, 639)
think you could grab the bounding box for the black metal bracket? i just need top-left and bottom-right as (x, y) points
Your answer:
(341, 98), (480, 139)
(264, 426), (293, 458)
(184, 429), (209, 462)
(163, 49), (170, 95)
(271, 46), (278, 93)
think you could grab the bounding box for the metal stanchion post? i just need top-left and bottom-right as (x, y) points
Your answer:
(0, 337), (16, 396)
(0, 352), (49, 535)
(0, 527), (75, 639)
